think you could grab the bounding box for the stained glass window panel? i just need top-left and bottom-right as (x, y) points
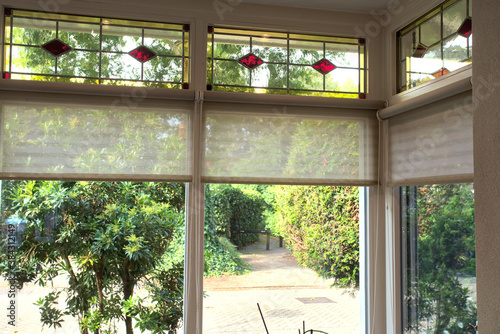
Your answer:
(397, 0), (471, 92)
(208, 27), (365, 98)
(3, 8), (190, 88)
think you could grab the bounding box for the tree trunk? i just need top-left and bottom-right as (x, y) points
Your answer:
(122, 260), (134, 334)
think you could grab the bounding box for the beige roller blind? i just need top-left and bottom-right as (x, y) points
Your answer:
(388, 91), (473, 186)
(0, 91), (193, 181)
(202, 102), (379, 185)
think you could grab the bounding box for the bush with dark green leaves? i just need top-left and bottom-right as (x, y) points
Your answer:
(203, 184), (266, 276)
(272, 185), (359, 287)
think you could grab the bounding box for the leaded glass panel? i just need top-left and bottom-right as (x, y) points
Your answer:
(397, 0), (472, 92)
(207, 27), (366, 99)
(3, 8), (190, 88)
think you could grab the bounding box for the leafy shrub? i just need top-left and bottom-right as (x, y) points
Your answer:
(203, 184), (266, 276)
(272, 185), (359, 287)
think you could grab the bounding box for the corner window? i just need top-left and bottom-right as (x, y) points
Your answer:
(396, 0), (472, 92)
(401, 183), (477, 333)
(3, 8), (190, 88)
(207, 27), (366, 98)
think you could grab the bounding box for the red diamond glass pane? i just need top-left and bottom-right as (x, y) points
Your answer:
(432, 68), (450, 78)
(238, 53), (264, 70)
(412, 43), (427, 58)
(42, 39), (72, 57)
(129, 46), (157, 63)
(312, 58), (336, 75)
(458, 17), (472, 38)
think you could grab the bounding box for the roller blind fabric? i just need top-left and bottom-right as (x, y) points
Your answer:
(202, 102), (379, 185)
(388, 91), (473, 185)
(0, 92), (192, 181)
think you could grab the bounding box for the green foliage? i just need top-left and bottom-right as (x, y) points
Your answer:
(203, 184), (266, 276)
(271, 185), (359, 287)
(0, 181), (184, 334)
(407, 184), (477, 333)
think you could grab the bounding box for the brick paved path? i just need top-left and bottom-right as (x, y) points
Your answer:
(1, 237), (360, 333)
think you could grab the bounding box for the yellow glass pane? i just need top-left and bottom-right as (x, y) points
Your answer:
(4, 16), (11, 42)
(290, 34), (358, 44)
(183, 58), (189, 83)
(104, 18), (183, 31)
(13, 9), (100, 24)
(213, 27), (286, 39)
(184, 31), (190, 57)
(4, 46), (10, 71)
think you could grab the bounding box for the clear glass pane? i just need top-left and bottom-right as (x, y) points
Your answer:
(202, 184), (361, 333)
(443, 34), (470, 71)
(58, 22), (100, 50)
(213, 34), (250, 59)
(326, 68), (359, 92)
(102, 25), (142, 52)
(325, 43), (359, 68)
(12, 18), (56, 46)
(143, 56), (183, 83)
(289, 40), (323, 65)
(0, 180), (185, 333)
(11, 45), (55, 74)
(251, 63), (287, 88)
(420, 14), (441, 47)
(289, 65), (323, 91)
(443, 0), (467, 38)
(213, 60), (250, 86)
(101, 52), (141, 80)
(144, 29), (183, 56)
(252, 37), (287, 63)
(402, 184), (477, 333)
(57, 50), (100, 78)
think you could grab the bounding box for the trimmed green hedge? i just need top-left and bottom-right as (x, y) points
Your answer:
(272, 185), (359, 287)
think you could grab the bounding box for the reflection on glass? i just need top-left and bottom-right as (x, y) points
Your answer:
(12, 18), (56, 45)
(59, 22), (100, 50)
(325, 43), (359, 68)
(402, 184), (477, 334)
(397, 0), (471, 92)
(289, 40), (323, 64)
(213, 34), (251, 59)
(144, 29), (184, 56)
(443, 0), (467, 38)
(252, 37), (288, 63)
(102, 25), (142, 52)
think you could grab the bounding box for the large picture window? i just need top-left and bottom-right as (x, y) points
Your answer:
(3, 8), (190, 88)
(396, 0), (472, 92)
(207, 27), (366, 98)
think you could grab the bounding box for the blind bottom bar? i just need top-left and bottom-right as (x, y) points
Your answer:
(388, 173), (474, 187)
(0, 173), (193, 183)
(202, 176), (377, 186)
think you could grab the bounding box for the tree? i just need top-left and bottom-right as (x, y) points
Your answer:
(0, 181), (184, 334)
(404, 184), (476, 333)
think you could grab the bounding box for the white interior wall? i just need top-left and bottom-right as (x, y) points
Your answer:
(473, 1), (500, 333)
